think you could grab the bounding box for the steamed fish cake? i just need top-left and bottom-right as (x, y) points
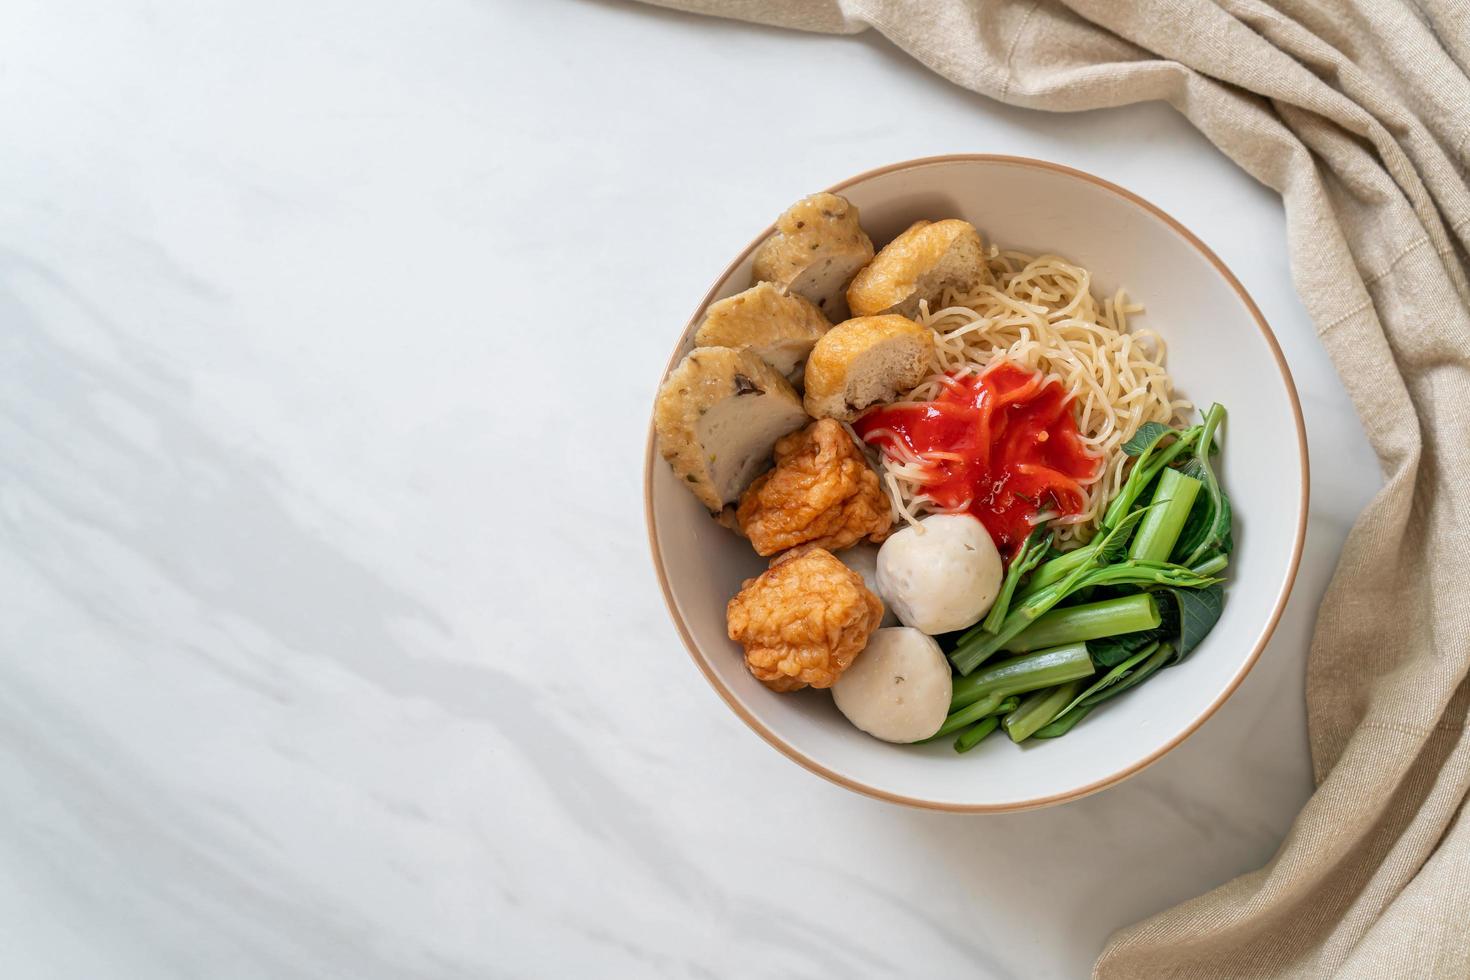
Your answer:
(693, 282), (830, 384)
(654, 347), (808, 512)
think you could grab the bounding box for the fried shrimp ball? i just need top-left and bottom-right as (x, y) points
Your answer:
(735, 419), (893, 557)
(726, 548), (884, 692)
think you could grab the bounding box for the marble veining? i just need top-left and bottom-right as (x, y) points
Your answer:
(0, 0), (1380, 977)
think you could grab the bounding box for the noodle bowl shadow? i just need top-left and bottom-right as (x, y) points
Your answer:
(644, 155), (1308, 811)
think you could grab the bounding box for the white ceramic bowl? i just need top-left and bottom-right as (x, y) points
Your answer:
(644, 155), (1307, 811)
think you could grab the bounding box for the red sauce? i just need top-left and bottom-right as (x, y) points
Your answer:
(853, 361), (1101, 558)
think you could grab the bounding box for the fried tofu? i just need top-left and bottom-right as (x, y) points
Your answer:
(801, 315), (934, 422)
(752, 193), (874, 321)
(846, 219), (986, 319)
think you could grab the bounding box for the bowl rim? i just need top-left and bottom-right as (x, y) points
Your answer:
(643, 153), (1309, 812)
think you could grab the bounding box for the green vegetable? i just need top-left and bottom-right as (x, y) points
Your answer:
(932, 691), (1021, 742)
(1019, 544), (1094, 597)
(1174, 404), (1233, 567)
(1034, 642), (1175, 738)
(983, 526), (1050, 634)
(1088, 642), (1174, 703)
(1086, 628), (1160, 668)
(1120, 420), (1174, 458)
(949, 548), (1216, 675)
(948, 643), (1096, 711)
(950, 513), (1146, 674)
(1191, 554), (1229, 577)
(1030, 585), (1221, 740)
(1031, 704), (1093, 738)
(1045, 642), (1159, 728)
(1128, 468), (1202, 562)
(951, 696), (1020, 753)
(1100, 424), (1200, 532)
(954, 716), (1001, 753)
(928, 405), (1233, 753)
(933, 691), (1005, 739)
(1007, 593), (1161, 653)
(1073, 561), (1217, 592)
(1004, 681), (1085, 742)
(1155, 583), (1225, 664)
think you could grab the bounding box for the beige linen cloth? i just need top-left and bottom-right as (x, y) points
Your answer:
(635, 0), (1470, 975)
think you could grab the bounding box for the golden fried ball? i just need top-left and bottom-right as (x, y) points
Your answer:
(736, 419), (893, 557)
(726, 547), (884, 692)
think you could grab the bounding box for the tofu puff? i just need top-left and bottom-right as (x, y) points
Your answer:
(802, 314), (935, 423)
(752, 193), (874, 321)
(847, 219), (987, 319)
(693, 282), (830, 384)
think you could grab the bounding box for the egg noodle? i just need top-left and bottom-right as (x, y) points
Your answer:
(862, 248), (1191, 548)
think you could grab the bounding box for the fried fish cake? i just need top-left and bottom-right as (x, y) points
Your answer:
(726, 547), (884, 692)
(736, 419), (892, 556)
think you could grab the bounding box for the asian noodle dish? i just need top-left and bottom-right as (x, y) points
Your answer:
(654, 193), (1233, 752)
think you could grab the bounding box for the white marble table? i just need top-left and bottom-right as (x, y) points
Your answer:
(0, 1), (1382, 977)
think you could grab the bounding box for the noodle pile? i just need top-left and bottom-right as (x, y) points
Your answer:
(865, 247), (1190, 547)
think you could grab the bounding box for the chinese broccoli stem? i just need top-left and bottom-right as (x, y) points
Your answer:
(950, 560), (1216, 674)
(983, 528), (1049, 634)
(933, 691), (1005, 739)
(1129, 468), (1202, 563)
(1004, 681), (1085, 743)
(1032, 704), (1094, 739)
(1100, 428), (1200, 531)
(954, 716), (1001, 753)
(1007, 594), (1161, 653)
(948, 642), (1095, 712)
(1191, 553), (1229, 577)
(1020, 545), (1094, 596)
(1033, 642), (1175, 739)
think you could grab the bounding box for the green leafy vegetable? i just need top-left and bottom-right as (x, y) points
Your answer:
(1101, 426), (1199, 531)
(1087, 628), (1160, 668)
(931, 402), (1233, 751)
(1004, 681), (1085, 743)
(1033, 642), (1175, 738)
(1031, 704), (1093, 739)
(1191, 554), (1229, 577)
(1173, 404), (1233, 567)
(1008, 593), (1161, 653)
(950, 514), (1149, 674)
(953, 715), (1001, 753)
(1044, 641), (1161, 730)
(1155, 583), (1225, 664)
(1129, 468), (1203, 562)
(1121, 421), (1173, 457)
(948, 643), (1096, 711)
(951, 696), (1020, 753)
(983, 526), (1050, 634)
